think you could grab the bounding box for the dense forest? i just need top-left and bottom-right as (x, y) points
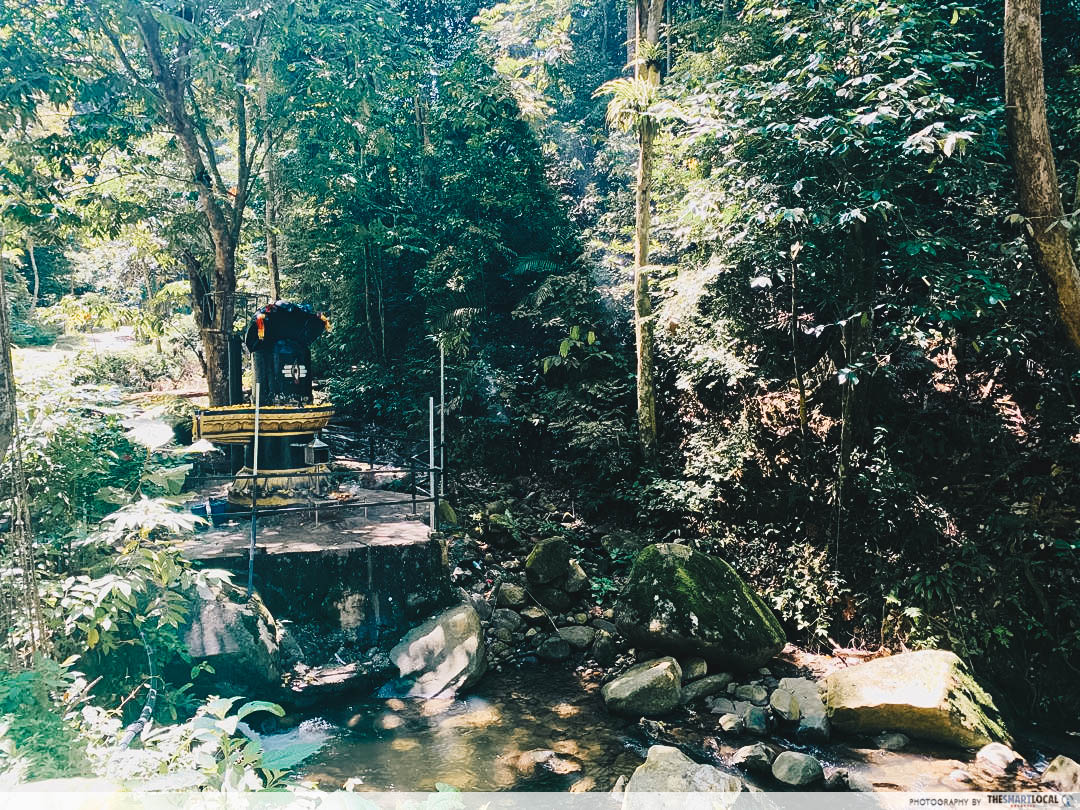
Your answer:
(0, 0), (1079, 795)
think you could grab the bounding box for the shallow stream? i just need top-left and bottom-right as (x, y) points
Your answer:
(289, 668), (1066, 793)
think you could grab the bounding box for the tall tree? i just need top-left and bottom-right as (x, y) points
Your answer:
(86, 0), (288, 404)
(1005, 0), (1080, 350)
(598, 0), (664, 461)
(631, 0), (663, 460)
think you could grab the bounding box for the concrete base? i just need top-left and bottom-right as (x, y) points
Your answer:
(181, 500), (450, 647)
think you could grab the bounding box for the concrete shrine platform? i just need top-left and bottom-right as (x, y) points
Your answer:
(179, 489), (450, 647)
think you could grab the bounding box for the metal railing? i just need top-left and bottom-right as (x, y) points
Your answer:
(185, 397), (446, 597)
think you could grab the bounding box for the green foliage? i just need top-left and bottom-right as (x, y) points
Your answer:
(70, 347), (181, 391)
(85, 696), (296, 791)
(0, 659), (87, 782)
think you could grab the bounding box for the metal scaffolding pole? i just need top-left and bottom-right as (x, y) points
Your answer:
(428, 396), (437, 531)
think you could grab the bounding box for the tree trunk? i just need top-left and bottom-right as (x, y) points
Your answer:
(26, 239), (38, 313)
(1005, 0), (1080, 350)
(633, 0), (664, 461)
(131, 6), (241, 404)
(261, 57), (281, 301)
(265, 155), (280, 300)
(0, 224), (15, 464)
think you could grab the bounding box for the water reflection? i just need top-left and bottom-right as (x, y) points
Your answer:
(300, 668), (642, 791)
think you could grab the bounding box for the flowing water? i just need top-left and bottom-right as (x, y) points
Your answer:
(288, 667), (1064, 793)
(296, 668), (644, 792)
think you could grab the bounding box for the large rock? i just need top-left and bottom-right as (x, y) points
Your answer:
(496, 583), (527, 608)
(182, 580), (296, 691)
(769, 688), (800, 722)
(1041, 755), (1080, 792)
(822, 650), (1009, 748)
(975, 742), (1022, 774)
(602, 657), (683, 717)
(559, 625), (596, 650)
(624, 745), (742, 809)
(614, 544), (785, 670)
(730, 743), (775, 774)
(284, 655), (395, 709)
(680, 673), (733, 705)
(525, 537), (571, 585)
(771, 751), (824, 786)
(380, 603), (487, 698)
(778, 677), (830, 740)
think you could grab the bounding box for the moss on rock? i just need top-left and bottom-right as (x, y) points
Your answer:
(614, 543), (785, 670)
(823, 649), (1011, 748)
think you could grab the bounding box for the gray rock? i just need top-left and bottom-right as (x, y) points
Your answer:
(533, 584), (574, 613)
(771, 751), (824, 786)
(525, 537), (571, 585)
(1041, 755), (1080, 792)
(681, 657), (708, 682)
(285, 655), (394, 709)
(875, 732), (910, 751)
(491, 608), (525, 632)
(734, 684), (769, 705)
(496, 583), (528, 608)
(508, 748), (582, 777)
(591, 630), (617, 666)
(182, 581), (290, 691)
(460, 587), (493, 620)
(591, 618), (618, 636)
(494, 627), (513, 644)
(822, 649), (1009, 748)
(708, 696), (736, 715)
(948, 769), (975, 786)
(614, 544), (785, 671)
(769, 688), (800, 722)
(743, 706), (769, 736)
(382, 603), (487, 698)
(718, 713), (744, 733)
(537, 635), (572, 661)
(779, 677), (830, 741)
(602, 657), (683, 717)
(520, 606), (547, 623)
(730, 743), (775, 774)
(680, 673), (734, 705)
(824, 768), (849, 791)
(564, 560), (589, 593)
(623, 745), (742, 808)
(559, 625), (596, 650)
(976, 742), (1023, 774)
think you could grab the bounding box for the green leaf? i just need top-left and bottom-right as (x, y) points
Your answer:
(236, 700), (285, 721)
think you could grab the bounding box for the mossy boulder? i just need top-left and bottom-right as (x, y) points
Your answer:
(822, 649), (1010, 749)
(601, 656), (683, 716)
(614, 543), (785, 670)
(525, 537), (571, 585)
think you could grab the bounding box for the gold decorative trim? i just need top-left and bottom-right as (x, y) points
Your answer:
(194, 404), (334, 442)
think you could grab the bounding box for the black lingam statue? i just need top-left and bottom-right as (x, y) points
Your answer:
(193, 301), (335, 508)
